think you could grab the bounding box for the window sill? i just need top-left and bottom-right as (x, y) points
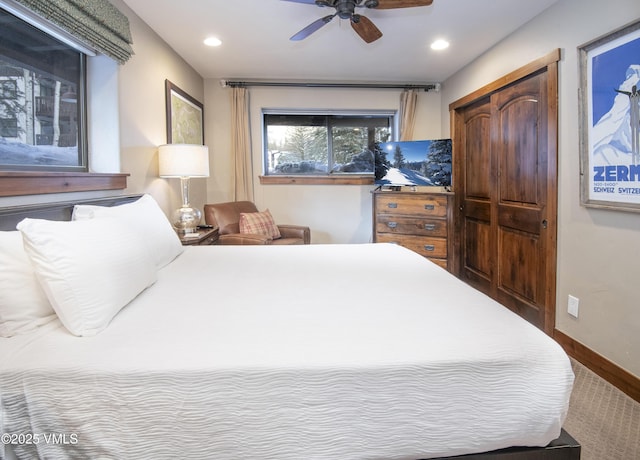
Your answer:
(0, 171), (129, 197)
(259, 175), (374, 185)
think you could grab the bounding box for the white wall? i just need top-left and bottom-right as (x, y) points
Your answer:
(204, 83), (442, 243)
(114, 0), (205, 217)
(87, 55), (120, 174)
(440, 0), (640, 377)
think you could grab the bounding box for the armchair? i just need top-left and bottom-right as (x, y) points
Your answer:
(203, 201), (310, 245)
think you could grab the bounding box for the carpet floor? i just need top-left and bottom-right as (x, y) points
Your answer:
(563, 358), (640, 459)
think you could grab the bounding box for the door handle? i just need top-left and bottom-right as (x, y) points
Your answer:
(542, 219), (548, 229)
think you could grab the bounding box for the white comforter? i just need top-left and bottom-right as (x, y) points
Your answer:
(0, 243), (573, 460)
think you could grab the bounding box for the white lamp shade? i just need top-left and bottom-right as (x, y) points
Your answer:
(158, 144), (210, 178)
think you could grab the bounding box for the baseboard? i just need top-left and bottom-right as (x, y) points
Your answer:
(553, 329), (640, 403)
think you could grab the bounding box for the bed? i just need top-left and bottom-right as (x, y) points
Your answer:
(0, 195), (579, 460)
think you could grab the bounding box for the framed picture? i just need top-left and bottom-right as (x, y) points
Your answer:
(578, 20), (640, 212)
(165, 80), (204, 144)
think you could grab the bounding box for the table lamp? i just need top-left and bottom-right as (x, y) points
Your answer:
(158, 144), (210, 234)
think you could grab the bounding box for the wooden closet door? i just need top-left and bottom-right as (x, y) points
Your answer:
(460, 97), (494, 295)
(454, 54), (558, 335)
(492, 71), (550, 330)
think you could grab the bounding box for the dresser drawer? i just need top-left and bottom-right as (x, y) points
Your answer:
(376, 233), (448, 259)
(375, 193), (448, 217)
(375, 215), (447, 237)
(372, 191), (452, 270)
(429, 257), (448, 269)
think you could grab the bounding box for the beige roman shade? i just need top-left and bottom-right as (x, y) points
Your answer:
(9, 0), (133, 63)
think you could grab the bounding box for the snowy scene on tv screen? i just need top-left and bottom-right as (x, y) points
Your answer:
(588, 29), (640, 203)
(374, 139), (452, 187)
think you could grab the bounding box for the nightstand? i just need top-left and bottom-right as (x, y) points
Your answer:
(178, 227), (219, 246)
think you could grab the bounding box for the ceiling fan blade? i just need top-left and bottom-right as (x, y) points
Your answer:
(280, 0), (320, 4)
(290, 15), (335, 41)
(350, 15), (383, 43)
(370, 0), (433, 9)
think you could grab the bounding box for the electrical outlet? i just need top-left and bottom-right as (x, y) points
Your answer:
(568, 295), (579, 318)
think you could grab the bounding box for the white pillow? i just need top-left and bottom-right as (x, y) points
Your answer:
(17, 217), (157, 337)
(72, 194), (183, 268)
(0, 231), (56, 337)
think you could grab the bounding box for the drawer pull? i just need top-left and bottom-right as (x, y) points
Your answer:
(424, 244), (435, 252)
(424, 223), (436, 231)
(387, 202), (398, 209)
(387, 222), (397, 229)
(424, 204), (435, 211)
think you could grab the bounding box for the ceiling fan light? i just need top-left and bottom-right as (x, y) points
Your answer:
(431, 39), (449, 50)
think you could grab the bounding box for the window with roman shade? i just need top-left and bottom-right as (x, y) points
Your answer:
(5, 0), (133, 64)
(0, 0), (132, 196)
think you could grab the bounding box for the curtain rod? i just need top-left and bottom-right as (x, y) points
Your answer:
(220, 80), (440, 92)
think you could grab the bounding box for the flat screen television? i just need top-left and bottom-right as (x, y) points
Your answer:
(373, 139), (452, 187)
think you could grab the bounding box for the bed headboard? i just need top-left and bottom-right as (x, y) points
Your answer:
(0, 195), (143, 231)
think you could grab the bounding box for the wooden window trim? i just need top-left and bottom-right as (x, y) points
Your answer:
(0, 171), (129, 197)
(259, 175), (374, 185)
(449, 48), (561, 110)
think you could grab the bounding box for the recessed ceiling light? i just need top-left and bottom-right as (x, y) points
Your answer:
(430, 39), (449, 51)
(204, 37), (222, 47)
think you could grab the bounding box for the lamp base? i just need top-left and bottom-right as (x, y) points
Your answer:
(172, 206), (202, 234)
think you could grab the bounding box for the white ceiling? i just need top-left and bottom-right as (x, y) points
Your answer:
(121, 0), (560, 84)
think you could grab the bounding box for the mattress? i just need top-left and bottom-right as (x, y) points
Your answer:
(0, 243), (574, 460)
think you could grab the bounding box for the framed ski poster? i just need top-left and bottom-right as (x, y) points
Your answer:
(578, 19), (640, 212)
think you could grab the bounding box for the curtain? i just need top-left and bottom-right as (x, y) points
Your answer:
(399, 89), (418, 141)
(9, 0), (133, 63)
(231, 87), (254, 202)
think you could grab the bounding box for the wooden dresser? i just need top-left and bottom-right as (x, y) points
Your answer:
(373, 190), (453, 270)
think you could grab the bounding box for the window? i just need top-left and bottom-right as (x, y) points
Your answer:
(264, 111), (393, 176)
(0, 7), (86, 171)
(0, 117), (18, 137)
(1, 79), (17, 99)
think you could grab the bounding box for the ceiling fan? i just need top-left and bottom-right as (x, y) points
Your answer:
(282, 0), (434, 44)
